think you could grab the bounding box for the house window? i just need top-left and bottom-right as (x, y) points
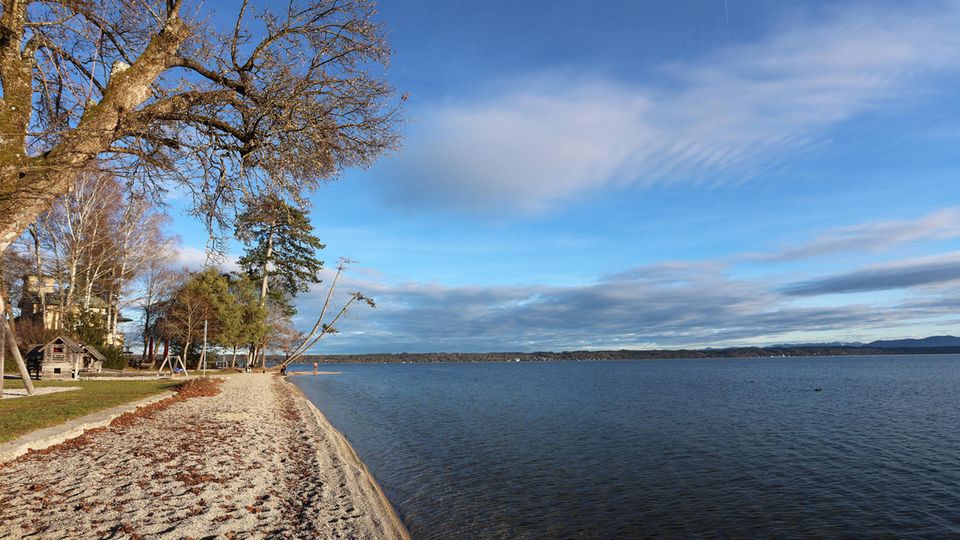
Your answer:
(54, 368), (61, 374)
(53, 346), (63, 353)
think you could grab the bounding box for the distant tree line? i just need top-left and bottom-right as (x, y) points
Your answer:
(285, 346), (960, 364)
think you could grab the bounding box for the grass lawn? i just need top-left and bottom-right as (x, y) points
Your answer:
(0, 379), (179, 444)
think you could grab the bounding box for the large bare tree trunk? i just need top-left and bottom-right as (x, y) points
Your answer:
(0, 5), (188, 252)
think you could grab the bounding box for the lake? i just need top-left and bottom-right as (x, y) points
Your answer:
(291, 356), (960, 538)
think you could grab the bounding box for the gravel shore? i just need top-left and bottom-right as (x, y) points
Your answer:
(0, 374), (409, 539)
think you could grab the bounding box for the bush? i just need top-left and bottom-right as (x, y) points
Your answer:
(102, 345), (126, 370)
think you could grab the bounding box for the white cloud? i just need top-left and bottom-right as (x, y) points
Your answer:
(174, 246), (240, 272)
(293, 258), (960, 353)
(382, 2), (960, 212)
(757, 207), (960, 261)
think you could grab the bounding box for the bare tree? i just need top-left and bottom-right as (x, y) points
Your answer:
(157, 270), (206, 367)
(61, 171), (120, 312)
(0, 0), (401, 252)
(281, 260), (374, 368)
(107, 193), (173, 340)
(137, 243), (179, 367)
(257, 302), (300, 368)
(13, 170), (167, 345)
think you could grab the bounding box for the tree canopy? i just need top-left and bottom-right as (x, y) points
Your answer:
(0, 0), (401, 251)
(236, 194), (324, 316)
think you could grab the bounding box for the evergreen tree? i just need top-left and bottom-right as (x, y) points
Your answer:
(235, 195), (325, 317)
(222, 274), (269, 368)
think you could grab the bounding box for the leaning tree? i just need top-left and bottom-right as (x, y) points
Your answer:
(0, 0), (400, 388)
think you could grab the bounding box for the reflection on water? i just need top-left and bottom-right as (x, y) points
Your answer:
(292, 356), (960, 538)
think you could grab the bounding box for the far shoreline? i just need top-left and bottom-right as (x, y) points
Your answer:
(276, 347), (960, 366)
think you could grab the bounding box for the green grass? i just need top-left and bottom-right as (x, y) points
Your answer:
(0, 379), (179, 444)
(3, 356), (27, 376)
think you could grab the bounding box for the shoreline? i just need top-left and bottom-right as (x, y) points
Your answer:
(0, 374), (409, 539)
(280, 348), (960, 365)
(283, 377), (409, 538)
(280, 351), (960, 368)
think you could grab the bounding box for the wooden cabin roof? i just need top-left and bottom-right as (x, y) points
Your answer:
(51, 335), (85, 353)
(25, 345), (44, 361)
(83, 344), (106, 362)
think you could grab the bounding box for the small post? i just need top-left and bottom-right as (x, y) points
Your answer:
(0, 295), (33, 395)
(201, 319), (208, 377)
(1, 309), (5, 399)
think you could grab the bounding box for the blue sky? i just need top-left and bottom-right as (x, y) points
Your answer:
(172, 0), (960, 353)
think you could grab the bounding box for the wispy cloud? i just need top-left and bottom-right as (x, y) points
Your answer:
(174, 246), (240, 272)
(755, 207), (960, 261)
(294, 204), (960, 352)
(381, 2), (960, 213)
(781, 252), (960, 296)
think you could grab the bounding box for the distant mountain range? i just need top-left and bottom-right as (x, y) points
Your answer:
(864, 335), (960, 348)
(770, 336), (960, 349)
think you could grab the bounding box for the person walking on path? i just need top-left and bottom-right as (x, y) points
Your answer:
(313, 361), (319, 374)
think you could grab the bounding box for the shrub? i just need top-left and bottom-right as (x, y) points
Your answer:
(101, 345), (126, 370)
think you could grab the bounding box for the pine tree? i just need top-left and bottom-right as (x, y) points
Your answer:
(235, 195), (325, 317)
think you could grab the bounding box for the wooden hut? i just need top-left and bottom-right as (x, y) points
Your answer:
(25, 336), (105, 379)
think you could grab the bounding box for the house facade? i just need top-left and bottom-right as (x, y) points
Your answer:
(26, 335), (105, 380)
(18, 274), (125, 347)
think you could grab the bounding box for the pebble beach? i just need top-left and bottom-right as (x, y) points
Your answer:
(0, 374), (408, 539)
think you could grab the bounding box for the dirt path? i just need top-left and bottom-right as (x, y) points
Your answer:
(0, 374), (408, 539)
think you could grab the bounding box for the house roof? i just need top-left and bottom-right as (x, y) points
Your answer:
(83, 344), (106, 362)
(20, 290), (110, 309)
(43, 335), (106, 360)
(25, 345), (44, 360)
(50, 335), (85, 353)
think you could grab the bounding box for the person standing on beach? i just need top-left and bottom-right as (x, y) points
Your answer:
(313, 362), (319, 374)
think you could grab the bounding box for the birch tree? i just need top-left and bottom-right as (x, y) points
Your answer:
(15, 170), (171, 339)
(137, 246), (179, 367)
(107, 194), (172, 339)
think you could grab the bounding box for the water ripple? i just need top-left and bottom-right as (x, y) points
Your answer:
(293, 356), (960, 538)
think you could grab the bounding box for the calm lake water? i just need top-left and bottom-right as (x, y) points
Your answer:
(291, 356), (960, 538)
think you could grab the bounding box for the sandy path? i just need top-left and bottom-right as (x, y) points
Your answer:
(0, 374), (409, 539)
